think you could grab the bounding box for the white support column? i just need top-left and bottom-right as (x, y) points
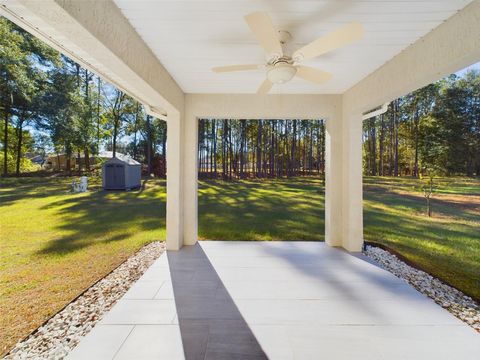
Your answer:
(325, 112), (364, 251)
(325, 117), (343, 247)
(341, 113), (364, 251)
(166, 113), (184, 250)
(183, 112), (198, 245)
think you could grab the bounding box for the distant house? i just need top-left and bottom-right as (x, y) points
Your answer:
(46, 154), (70, 170)
(45, 151), (129, 171)
(25, 153), (46, 166)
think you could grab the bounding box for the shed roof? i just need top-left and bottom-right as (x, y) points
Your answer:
(105, 153), (141, 165)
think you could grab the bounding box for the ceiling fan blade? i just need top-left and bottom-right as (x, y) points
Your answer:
(293, 22), (364, 61)
(212, 64), (263, 73)
(257, 79), (273, 94)
(245, 12), (283, 58)
(295, 66), (332, 84)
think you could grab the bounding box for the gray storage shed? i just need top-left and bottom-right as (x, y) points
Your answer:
(102, 154), (141, 190)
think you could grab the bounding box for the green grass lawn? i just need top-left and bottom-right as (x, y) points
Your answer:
(0, 177), (166, 355)
(199, 178), (325, 241)
(1, 175), (479, 354)
(363, 176), (480, 301)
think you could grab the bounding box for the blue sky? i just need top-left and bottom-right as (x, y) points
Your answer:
(455, 62), (480, 76)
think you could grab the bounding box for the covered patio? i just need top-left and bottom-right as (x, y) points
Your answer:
(2, 0), (479, 252)
(1, 0), (479, 358)
(67, 241), (479, 359)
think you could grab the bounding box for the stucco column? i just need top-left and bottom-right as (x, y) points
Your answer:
(325, 117), (343, 247)
(166, 113), (184, 250)
(341, 113), (364, 251)
(183, 112), (198, 245)
(325, 112), (364, 251)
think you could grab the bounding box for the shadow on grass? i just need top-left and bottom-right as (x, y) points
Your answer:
(0, 177), (79, 206)
(34, 179), (166, 256)
(363, 184), (480, 299)
(198, 178), (325, 241)
(365, 185), (479, 221)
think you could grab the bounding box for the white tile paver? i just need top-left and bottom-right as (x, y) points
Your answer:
(100, 299), (177, 325)
(114, 325), (184, 360)
(68, 241), (480, 360)
(122, 281), (164, 300)
(67, 325), (133, 360)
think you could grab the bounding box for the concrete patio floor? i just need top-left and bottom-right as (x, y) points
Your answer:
(68, 241), (479, 360)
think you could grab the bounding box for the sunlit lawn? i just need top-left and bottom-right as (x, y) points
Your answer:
(1, 175), (479, 355)
(198, 178), (325, 241)
(0, 177), (166, 355)
(363, 176), (480, 301)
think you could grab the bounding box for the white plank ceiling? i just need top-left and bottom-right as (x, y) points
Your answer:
(114, 0), (473, 94)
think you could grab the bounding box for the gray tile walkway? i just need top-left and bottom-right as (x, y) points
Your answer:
(68, 241), (480, 359)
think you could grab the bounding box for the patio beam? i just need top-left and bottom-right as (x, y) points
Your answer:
(0, 0), (184, 116)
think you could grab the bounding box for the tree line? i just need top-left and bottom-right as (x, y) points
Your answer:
(198, 119), (326, 179)
(363, 71), (480, 177)
(200, 69), (479, 180)
(2, 16), (479, 180)
(0, 17), (167, 177)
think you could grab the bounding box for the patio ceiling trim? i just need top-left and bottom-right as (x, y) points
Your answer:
(344, 0), (480, 115)
(185, 94), (342, 120)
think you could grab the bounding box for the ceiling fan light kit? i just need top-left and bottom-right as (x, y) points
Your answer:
(212, 11), (364, 94)
(267, 63), (297, 84)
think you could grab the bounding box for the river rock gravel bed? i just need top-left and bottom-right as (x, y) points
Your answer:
(5, 241), (165, 360)
(364, 244), (480, 332)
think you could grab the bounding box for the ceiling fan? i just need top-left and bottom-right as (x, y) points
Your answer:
(212, 12), (364, 94)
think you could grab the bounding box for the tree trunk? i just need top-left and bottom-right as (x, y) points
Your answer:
(239, 120), (245, 178)
(320, 120), (325, 174)
(146, 115), (152, 174)
(84, 148), (90, 171)
(84, 71), (91, 172)
(3, 105), (9, 176)
(394, 100), (399, 177)
(96, 77), (101, 151)
(222, 120), (226, 179)
(230, 123), (235, 179)
(133, 102), (139, 160)
(370, 118), (377, 175)
(77, 150), (82, 175)
(256, 120), (262, 177)
(162, 123), (167, 177)
(413, 109), (420, 178)
(291, 120), (297, 177)
(379, 114), (385, 176)
(66, 157), (71, 176)
(212, 120), (217, 177)
(15, 117), (24, 177)
(66, 145), (72, 176)
(112, 116), (118, 158)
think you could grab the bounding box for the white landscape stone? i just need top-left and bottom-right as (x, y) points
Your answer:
(364, 245), (480, 332)
(4, 242), (165, 360)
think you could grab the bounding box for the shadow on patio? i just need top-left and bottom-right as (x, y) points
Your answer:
(167, 244), (267, 359)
